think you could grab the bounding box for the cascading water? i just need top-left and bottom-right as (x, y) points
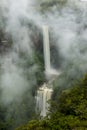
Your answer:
(36, 26), (59, 117)
(36, 83), (53, 117)
(43, 26), (51, 75)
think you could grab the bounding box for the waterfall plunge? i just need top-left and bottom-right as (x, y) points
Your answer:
(43, 26), (51, 76)
(36, 26), (60, 117)
(43, 26), (60, 77)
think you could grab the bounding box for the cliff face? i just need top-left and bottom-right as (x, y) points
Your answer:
(0, 23), (60, 71)
(0, 30), (12, 53)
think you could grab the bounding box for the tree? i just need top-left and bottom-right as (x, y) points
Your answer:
(15, 74), (87, 130)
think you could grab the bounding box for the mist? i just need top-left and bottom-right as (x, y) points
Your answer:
(0, 0), (87, 105)
(0, 0), (38, 106)
(44, 0), (87, 72)
(0, 0), (87, 129)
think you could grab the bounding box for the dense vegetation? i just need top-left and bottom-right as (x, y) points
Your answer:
(15, 74), (87, 130)
(0, 0), (87, 130)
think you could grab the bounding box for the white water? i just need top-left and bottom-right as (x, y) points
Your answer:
(36, 26), (60, 117)
(36, 83), (53, 117)
(43, 26), (51, 75)
(43, 25), (60, 77)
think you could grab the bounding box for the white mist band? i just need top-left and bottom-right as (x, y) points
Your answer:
(80, 0), (87, 2)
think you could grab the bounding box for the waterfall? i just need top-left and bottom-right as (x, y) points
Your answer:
(36, 83), (53, 117)
(43, 25), (60, 77)
(43, 26), (51, 75)
(36, 26), (60, 117)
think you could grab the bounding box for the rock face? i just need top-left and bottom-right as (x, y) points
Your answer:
(0, 30), (12, 53)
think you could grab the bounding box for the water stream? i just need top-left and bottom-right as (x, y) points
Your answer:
(36, 83), (53, 117)
(36, 26), (59, 117)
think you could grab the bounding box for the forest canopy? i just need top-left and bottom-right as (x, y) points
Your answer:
(15, 74), (87, 130)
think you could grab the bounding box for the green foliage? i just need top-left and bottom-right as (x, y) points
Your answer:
(36, 0), (68, 13)
(50, 74), (87, 129)
(15, 119), (50, 130)
(33, 50), (45, 85)
(0, 103), (13, 130)
(15, 74), (87, 130)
